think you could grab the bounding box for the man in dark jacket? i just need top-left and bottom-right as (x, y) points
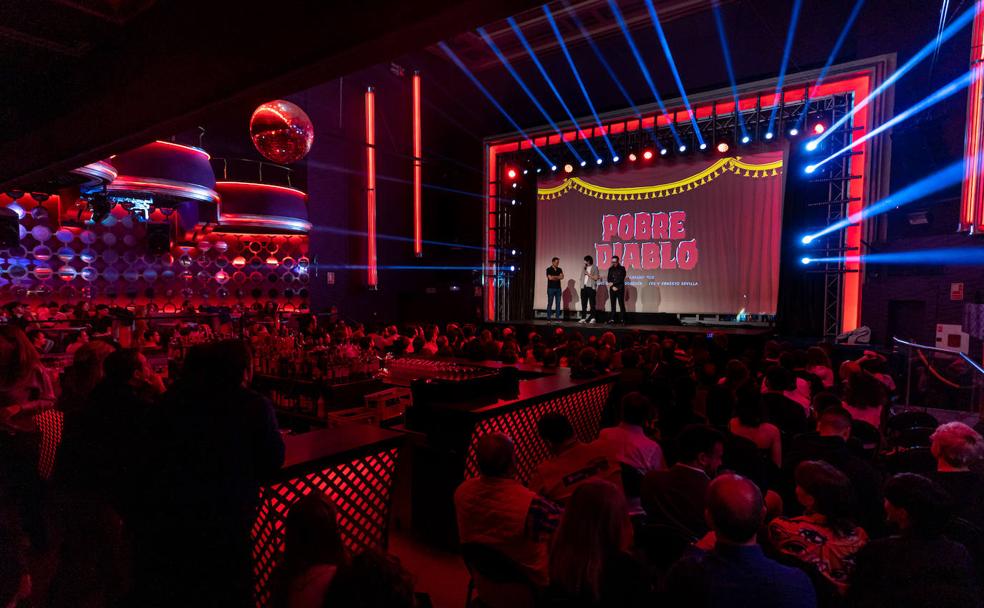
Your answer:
(607, 255), (627, 324)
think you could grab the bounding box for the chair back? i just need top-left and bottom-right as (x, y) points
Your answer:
(850, 421), (881, 459)
(460, 543), (536, 608)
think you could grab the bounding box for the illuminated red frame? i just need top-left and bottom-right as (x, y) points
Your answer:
(413, 72), (424, 257)
(366, 87), (379, 288)
(485, 73), (873, 333)
(961, 0), (984, 232)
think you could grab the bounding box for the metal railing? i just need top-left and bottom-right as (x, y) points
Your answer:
(893, 336), (984, 414)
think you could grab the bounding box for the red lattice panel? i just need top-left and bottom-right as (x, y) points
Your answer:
(464, 383), (612, 485)
(34, 409), (63, 480)
(250, 447), (400, 607)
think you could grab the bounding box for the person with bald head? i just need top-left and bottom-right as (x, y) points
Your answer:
(454, 432), (560, 587)
(667, 474), (816, 608)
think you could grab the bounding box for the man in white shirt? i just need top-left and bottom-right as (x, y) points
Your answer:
(600, 392), (665, 474)
(578, 255), (600, 324)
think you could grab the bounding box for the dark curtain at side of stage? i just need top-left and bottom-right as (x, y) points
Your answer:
(775, 145), (828, 337)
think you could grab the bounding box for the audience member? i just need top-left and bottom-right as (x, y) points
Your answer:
(667, 474), (816, 608)
(599, 392), (665, 474)
(641, 424), (724, 537)
(277, 493), (346, 608)
(455, 433), (558, 586)
(928, 422), (984, 530)
(806, 347), (835, 389)
(547, 480), (649, 607)
(761, 366), (808, 437)
(784, 406), (883, 534)
(323, 549), (416, 608)
(729, 389), (782, 468)
(529, 412), (621, 504)
(843, 372), (887, 429)
(848, 473), (980, 608)
(768, 461), (868, 595)
(132, 340), (285, 607)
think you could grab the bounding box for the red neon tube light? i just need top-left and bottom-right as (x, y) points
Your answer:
(961, 0), (984, 232)
(413, 71), (423, 257)
(366, 87), (378, 288)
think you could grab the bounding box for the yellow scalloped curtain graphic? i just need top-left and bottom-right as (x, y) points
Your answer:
(536, 156), (783, 201)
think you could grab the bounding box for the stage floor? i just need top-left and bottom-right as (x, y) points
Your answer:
(493, 319), (773, 337)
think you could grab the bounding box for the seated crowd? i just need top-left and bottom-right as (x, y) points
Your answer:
(452, 326), (984, 608)
(0, 310), (983, 608)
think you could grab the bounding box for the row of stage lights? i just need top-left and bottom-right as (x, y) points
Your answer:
(505, 121), (827, 177)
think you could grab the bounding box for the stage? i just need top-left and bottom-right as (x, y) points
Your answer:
(491, 318), (774, 339)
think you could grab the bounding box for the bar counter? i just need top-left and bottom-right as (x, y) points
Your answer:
(404, 362), (617, 545)
(251, 425), (404, 607)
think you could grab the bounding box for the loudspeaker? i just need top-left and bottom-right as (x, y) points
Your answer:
(146, 222), (171, 254)
(0, 209), (19, 248)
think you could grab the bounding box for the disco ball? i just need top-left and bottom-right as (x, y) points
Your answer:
(249, 100), (314, 164)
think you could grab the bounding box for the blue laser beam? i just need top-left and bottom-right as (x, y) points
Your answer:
(478, 27), (585, 164)
(800, 157), (967, 243)
(767, 0), (803, 136)
(643, 0), (704, 146)
(806, 68), (980, 173)
(792, 0), (865, 133)
(543, 5), (618, 160)
(438, 41), (553, 167)
(804, 246), (984, 266)
(506, 17), (600, 161)
(711, 0), (748, 140)
(607, 0), (683, 147)
(561, 1), (641, 119)
(810, 3), (977, 149)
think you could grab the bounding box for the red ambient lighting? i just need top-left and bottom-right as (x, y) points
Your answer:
(642, 150), (654, 160)
(366, 87), (378, 288)
(961, 0), (984, 231)
(813, 123), (826, 134)
(412, 71), (423, 257)
(152, 140), (211, 160)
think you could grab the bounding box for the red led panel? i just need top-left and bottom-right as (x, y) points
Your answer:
(412, 72), (423, 257)
(366, 87), (378, 288)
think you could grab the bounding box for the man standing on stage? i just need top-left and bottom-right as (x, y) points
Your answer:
(545, 257), (564, 321)
(607, 255), (627, 324)
(579, 255), (600, 324)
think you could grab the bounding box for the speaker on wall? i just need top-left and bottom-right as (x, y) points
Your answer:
(0, 208), (19, 248)
(147, 222), (171, 254)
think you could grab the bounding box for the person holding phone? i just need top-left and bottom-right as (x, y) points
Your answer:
(607, 256), (627, 324)
(579, 255), (600, 324)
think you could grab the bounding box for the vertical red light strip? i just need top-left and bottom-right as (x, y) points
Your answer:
(841, 75), (870, 334)
(412, 72), (423, 257)
(366, 87), (378, 288)
(961, 0), (984, 231)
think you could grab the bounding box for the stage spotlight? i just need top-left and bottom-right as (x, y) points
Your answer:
(596, 158), (603, 165)
(699, 143), (707, 150)
(805, 140), (819, 152)
(741, 135), (751, 144)
(507, 168), (517, 179)
(536, 167), (542, 173)
(789, 128), (800, 136)
(509, 265), (516, 272)
(717, 142), (730, 153)
(523, 169), (529, 175)
(813, 123), (826, 134)
(678, 144), (687, 153)
(511, 183), (517, 189)
(551, 165), (558, 171)
(801, 257), (811, 265)
(765, 132), (774, 140)
(643, 150), (654, 160)
(510, 249), (517, 255)
(511, 199), (517, 206)
(564, 163), (574, 173)
(613, 155), (620, 163)
(628, 153), (638, 162)
(580, 160), (587, 167)
(801, 235), (814, 245)
(660, 148), (668, 156)
(805, 165), (817, 174)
